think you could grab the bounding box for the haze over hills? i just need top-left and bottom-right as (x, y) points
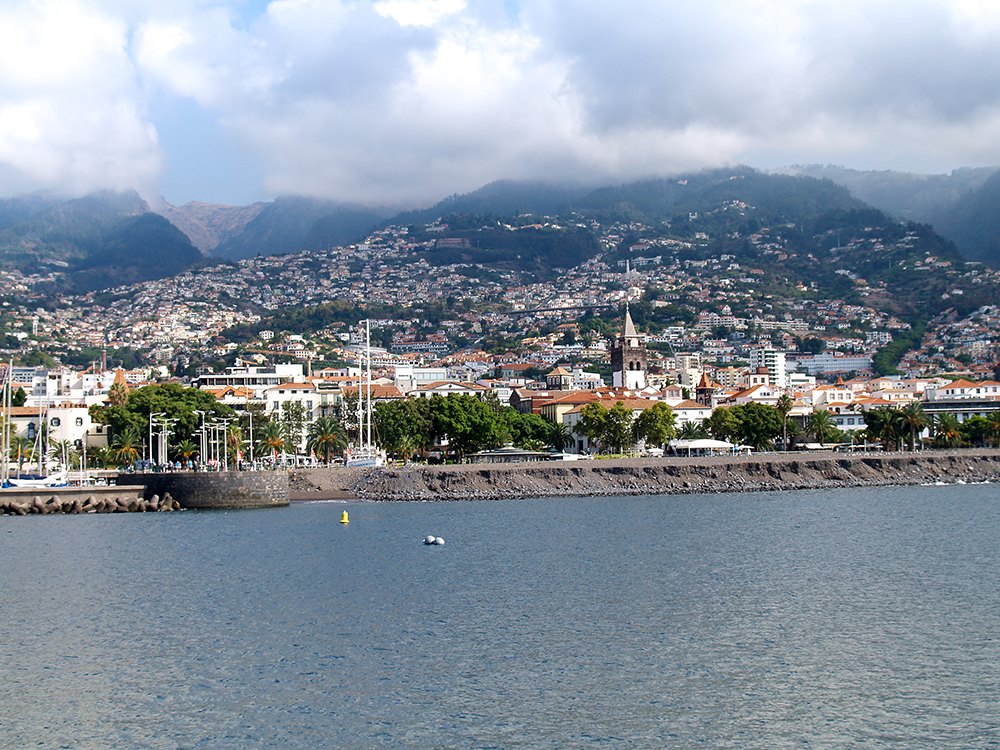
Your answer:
(2, 164), (1000, 298)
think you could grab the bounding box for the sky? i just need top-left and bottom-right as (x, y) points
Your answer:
(2, 0), (1000, 208)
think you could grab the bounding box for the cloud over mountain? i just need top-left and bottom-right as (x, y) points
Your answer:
(3, 0), (1000, 206)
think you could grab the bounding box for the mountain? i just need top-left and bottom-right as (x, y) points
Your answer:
(156, 200), (268, 254)
(390, 179), (595, 227)
(213, 197), (392, 261)
(570, 166), (863, 225)
(928, 169), (1000, 267)
(68, 213), (203, 292)
(774, 164), (998, 222)
(0, 190), (203, 291)
(0, 190), (150, 269)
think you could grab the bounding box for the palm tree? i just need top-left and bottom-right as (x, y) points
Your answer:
(257, 421), (285, 460)
(394, 433), (419, 464)
(806, 409), (838, 447)
(901, 402), (927, 451)
(306, 417), (346, 464)
(111, 426), (142, 466)
(986, 412), (1000, 448)
(226, 425), (244, 467)
(776, 394), (793, 451)
(678, 421), (709, 440)
(549, 422), (575, 451)
(173, 439), (199, 465)
(107, 381), (129, 407)
(933, 413), (962, 449)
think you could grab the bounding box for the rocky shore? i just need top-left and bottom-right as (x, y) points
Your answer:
(289, 449), (1000, 502)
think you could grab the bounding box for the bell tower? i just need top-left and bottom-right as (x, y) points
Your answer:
(611, 305), (647, 390)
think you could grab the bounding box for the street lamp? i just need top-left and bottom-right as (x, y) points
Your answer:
(149, 412), (165, 465)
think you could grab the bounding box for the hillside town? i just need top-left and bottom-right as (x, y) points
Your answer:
(4, 214), (1000, 464)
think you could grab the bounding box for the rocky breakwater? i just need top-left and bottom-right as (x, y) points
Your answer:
(0, 487), (180, 515)
(290, 450), (1000, 501)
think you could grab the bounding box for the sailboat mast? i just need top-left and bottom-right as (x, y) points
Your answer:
(366, 319), (372, 450)
(356, 325), (364, 450)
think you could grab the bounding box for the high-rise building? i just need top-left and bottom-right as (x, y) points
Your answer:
(749, 348), (786, 389)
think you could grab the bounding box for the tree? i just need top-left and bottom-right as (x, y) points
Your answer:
(677, 420), (708, 440)
(633, 402), (676, 449)
(731, 402), (783, 451)
(577, 401), (635, 454)
(111, 426), (142, 466)
(280, 401), (309, 453)
(776, 394), (793, 451)
(257, 421), (285, 458)
(864, 407), (905, 450)
(901, 402), (927, 450)
(173, 439), (199, 463)
(806, 409), (840, 447)
(306, 416), (347, 464)
(374, 399), (433, 457)
(428, 394), (508, 459)
(705, 406), (739, 443)
(987, 412), (1000, 448)
(89, 383), (234, 445)
(107, 381), (129, 407)
(933, 413), (962, 449)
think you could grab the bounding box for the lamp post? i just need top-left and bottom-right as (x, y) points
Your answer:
(193, 410), (206, 469)
(149, 412), (165, 466)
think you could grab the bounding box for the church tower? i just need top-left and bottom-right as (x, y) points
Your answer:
(611, 306), (647, 390)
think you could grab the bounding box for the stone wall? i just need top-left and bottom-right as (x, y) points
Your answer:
(117, 471), (289, 510)
(290, 450), (1000, 501)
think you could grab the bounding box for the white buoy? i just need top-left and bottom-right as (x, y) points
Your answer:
(433, 537), (445, 545)
(424, 536), (437, 545)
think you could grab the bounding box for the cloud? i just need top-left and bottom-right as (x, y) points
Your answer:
(0, 0), (162, 197)
(5, 0), (1000, 205)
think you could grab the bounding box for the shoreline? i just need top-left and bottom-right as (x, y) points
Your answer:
(288, 449), (1000, 501)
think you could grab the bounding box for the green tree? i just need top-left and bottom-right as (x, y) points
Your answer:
(373, 399), (433, 456)
(111, 426), (142, 466)
(429, 394), (508, 459)
(678, 420), (708, 440)
(806, 409), (840, 447)
(632, 402), (677, 449)
(306, 416), (347, 464)
(705, 406), (739, 443)
(776, 394), (793, 451)
(864, 407), (905, 450)
(933, 413), (962, 448)
(731, 402), (783, 451)
(257, 421), (286, 458)
(901, 402), (927, 451)
(280, 401), (309, 453)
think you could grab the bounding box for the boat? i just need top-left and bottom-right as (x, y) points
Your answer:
(6, 469), (69, 488)
(346, 319), (385, 468)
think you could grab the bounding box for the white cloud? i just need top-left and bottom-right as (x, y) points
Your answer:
(0, 0), (162, 197)
(5, 0), (1000, 204)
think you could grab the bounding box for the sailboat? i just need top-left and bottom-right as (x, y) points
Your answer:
(345, 319), (386, 467)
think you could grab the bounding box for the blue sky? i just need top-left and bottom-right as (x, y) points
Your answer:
(3, 0), (1000, 208)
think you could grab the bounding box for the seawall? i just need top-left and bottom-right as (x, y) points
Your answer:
(117, 471), (289, 510)
(289, 450), (1000, 501)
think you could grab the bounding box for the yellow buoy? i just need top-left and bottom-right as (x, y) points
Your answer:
(340, 510), (349, 524)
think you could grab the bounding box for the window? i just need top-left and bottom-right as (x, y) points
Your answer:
(76, 417), (84, 426)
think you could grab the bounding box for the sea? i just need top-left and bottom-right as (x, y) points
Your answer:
(2, 483), (999, 749)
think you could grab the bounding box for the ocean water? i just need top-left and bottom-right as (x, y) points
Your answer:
(2, 484), (999, 749)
